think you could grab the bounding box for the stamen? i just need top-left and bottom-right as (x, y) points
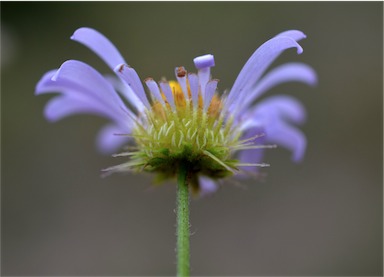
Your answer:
(187, 73), (199, 108)
(204, 79), (219, 111)
(175, 67), (189, 100)
(145, 78), (165, 105)
(169, 81), (187, 109)
(159, 81), (176, 110)
(194, 54), (215, 107)
(193, 54), (215, 69)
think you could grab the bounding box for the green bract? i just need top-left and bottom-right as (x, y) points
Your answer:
(107, 92), (246, 192)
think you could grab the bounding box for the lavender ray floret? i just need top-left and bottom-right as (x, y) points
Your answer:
(114, 64), (151, 109)
(96, 123), (131, 154)
(71, 27), (126, 71)
(227, 35), (304, 115)
(239, 63), (317, 112)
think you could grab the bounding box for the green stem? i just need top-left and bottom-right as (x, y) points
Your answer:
(177, 163), (190, 277)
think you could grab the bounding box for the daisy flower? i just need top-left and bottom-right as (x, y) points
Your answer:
(36, 27), (317, 195)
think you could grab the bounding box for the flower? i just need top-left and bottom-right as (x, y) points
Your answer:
(36, 27), (317, 194)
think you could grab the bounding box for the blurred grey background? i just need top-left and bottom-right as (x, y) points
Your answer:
(1, 2), (382, 276)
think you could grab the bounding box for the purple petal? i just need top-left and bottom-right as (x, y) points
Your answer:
(275, 30), (307, 41)
(203, 79), (219, 111)
(198, 67), (211, 101)
(194, 54), (215, 103)
(36, 60), (133, 124)
(187, 73), (199, 107)
(35, 70), (58, 95)
(159, 81), (175, 109)
(114, 64), (151, 109)
(71, 27), (126, 70)
(240, 95), (307, 162)
(238, 95), (306, 134)
(96, 123), (131, 154)
(253, 95), (307, 125)
(237, 148), (265, 173)
(104, 75), (145, 113)
(145, 78), (165, 105)
(239, 63), (317, 111)
(227, 35), (304, 114)
(175, 67), (189, 100)
(265, 121), (306, 162)
(198, 176), (218, 196)
(193, 54), (215, 69)
(44, 95), (116, 122)
(237, 127), (266, 172)
(53, 60), (127, 110)
(71, 28), (149, 113)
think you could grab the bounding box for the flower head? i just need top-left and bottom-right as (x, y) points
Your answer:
(36, 27), (316, 194)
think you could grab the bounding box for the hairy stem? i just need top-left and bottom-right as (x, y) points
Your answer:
(177, 163), (190, 277)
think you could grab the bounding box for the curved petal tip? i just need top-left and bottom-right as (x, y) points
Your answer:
(276, 30), (307, 41)
(70, 27), (95, 40)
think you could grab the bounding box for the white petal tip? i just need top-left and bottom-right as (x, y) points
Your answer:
(194, 54), (215, 69)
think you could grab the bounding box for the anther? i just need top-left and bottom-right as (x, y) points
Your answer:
(176, 66), (187, 78)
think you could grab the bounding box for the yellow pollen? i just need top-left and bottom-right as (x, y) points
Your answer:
(152, 79), (222, 119)
(169, 81), (187, 109)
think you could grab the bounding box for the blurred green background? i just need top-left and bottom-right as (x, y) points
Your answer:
(1, 2), (382, 276)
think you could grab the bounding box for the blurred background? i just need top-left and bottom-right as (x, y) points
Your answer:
(1, 2), (382, 276)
